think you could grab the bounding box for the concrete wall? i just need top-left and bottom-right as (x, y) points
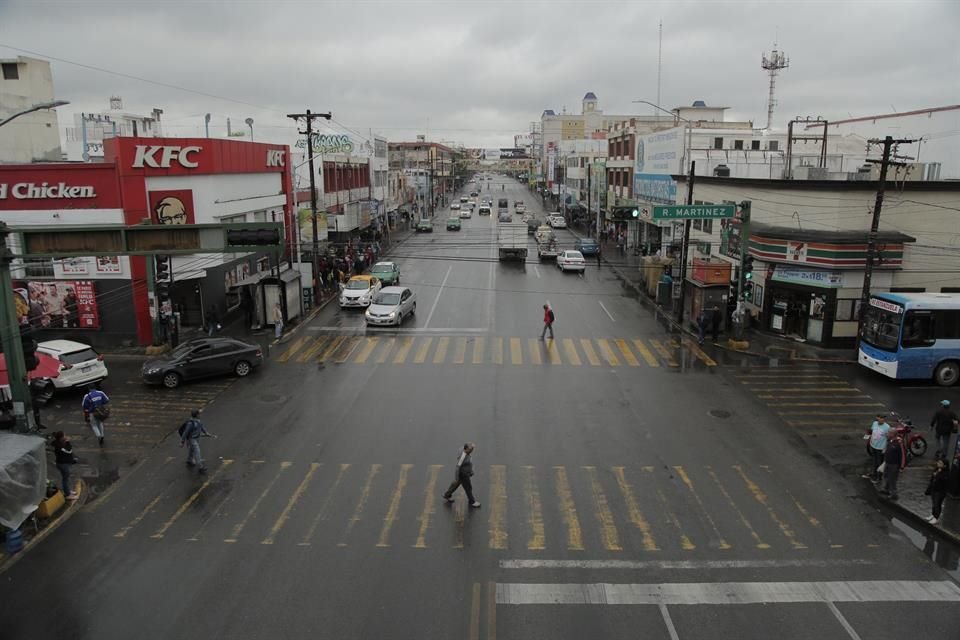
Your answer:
(0, 57), (62, 163)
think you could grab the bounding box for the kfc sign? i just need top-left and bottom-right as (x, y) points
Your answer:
(266, 149), (285, 167)
(0, 182), (97, 200)
(132, 145), (202, 169)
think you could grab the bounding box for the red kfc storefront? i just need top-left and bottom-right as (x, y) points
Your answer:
(0, 137), (293, 346)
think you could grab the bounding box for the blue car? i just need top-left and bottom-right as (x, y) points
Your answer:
(575, 238), (600, 256)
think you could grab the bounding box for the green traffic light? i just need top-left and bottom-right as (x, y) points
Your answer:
(631, 209), (639, 218)
(744, 271), (753, 280)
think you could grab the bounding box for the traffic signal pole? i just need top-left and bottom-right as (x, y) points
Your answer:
(733, 201), (752, 340)
(675, 161), (695, 325)
(0, 223), (35, 432)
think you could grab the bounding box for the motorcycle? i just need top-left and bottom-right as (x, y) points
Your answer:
(864, 411), (927, 461)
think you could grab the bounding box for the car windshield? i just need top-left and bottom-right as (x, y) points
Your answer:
(580, 241), (597, 248)
(346, 279), (370, 290)
(448, 218), (459, 223)
(861, 304), (902, 351)
(375, 293), (402, 306)
(169, 343), (197, 359)
(60, 347), (99, 365)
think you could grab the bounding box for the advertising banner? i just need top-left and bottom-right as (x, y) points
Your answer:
(635, 127), (684, 175)
(148, 189), (196, 225)
(0, 164), (121, 210)
(14, 280), (100, 329)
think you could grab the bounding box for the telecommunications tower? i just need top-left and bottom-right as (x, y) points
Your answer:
(761, 44), (789, 130)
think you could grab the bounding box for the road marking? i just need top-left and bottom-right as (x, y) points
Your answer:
(433, 336), (450, 364)
(677, 338), (717, 367)
(393, 336), (415, 364)
(674, 465), (730, 550)
(705, 466), (768, 549)
(495, 580), (960, 605)
(454, 337), (468, 364)
(584, 466), (622, 551)
(225, 461), (291, 543)
(553, 466), (584, 551)
(424, 265), (453, 328)
(262, 462), (320, 544)
(533, 265), (541, 279)
(561, 339), (582, 366)
(413, 337), (433, 364)
(277, 336), (311, 362)
(115, 493), (164, 538)
(527, 339), (542, 365)
(660, 604), (680, 640)
(614, 339), (640, 367)
(611, 466), (657, 551)
(598, 301), (615, 322)
(546, 339), (562, 365)
(510, 338), (523, 365)
(339, 464), (380, 546)
(629, 339), (659, 367)
(92, 456), (151, 514)
(655, 485), (695, 550)
(318, 335), (346, 363)
(489, 465), (508, 550)
(524, 466), (545, 550)
(473, 337), (486, 364)
(354, 337), (379, 364)
(469, 583), (481, 640)
(580, 339), (601, 366)
(152, 460), (233, 539)
(414, 465), (443, 549)
(492, 337), (503, 365)
(827, 600), (864, 640)
(759, 387), (862, 394)
(310, 326), (489, 334)
(596, 339), (620, 366)
(335, 337), (362, 364)
(500, 559), (876, 570)
(487, 581), (497, 640)
(733, 464), (806, 549)
(301, 463), (350, 545)
(649, 339), (678, 367)
(376, 464), (412, 547)
(767, 402), (884, 407)
(454, 500), (465, 549)
(296, 336), (329, 363)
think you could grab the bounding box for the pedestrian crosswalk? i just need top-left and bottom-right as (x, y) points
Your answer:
(111, 459), (863, 553)
(274, 334), (716, 369)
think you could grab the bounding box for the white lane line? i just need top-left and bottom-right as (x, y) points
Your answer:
(826, 601), (864, 640)
(598, 301), (616, 322)
(534, 265), (541, 279)
(659, 604), (681, 640)
(499, 559), (874, 570)
(496, 581), (960, 606)
(424, 265), (452, 329)
(488, 227), (496, 331)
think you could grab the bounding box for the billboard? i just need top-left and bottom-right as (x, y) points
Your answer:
(14, 281), (101, 329)
(635, 127), (684, 175)
(481, 148), (529, 160)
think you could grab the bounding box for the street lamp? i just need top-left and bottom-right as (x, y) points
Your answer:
(0, 99), (70, 128)
(245, 118), (254, 141)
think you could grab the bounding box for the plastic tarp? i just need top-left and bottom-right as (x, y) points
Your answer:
(0, 433), (47, 530)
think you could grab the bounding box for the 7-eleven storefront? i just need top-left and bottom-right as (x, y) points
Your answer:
(0, 137), (294, 346)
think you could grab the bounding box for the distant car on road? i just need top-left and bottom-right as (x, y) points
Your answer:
(498, 211), (512, 223)
(340, 275), (382, 308)
(478, 205), (492, 216)
(141, 337), (263, 389)
(37, 339), (108, 390)
(526, 218), (542, 235)
(369, 261), (400, 285)
(548, 215), (567, 229)
(459, 208), (473, 219)
(557, 250), (586, 272)
(470, 191), (478, 197)
(416, 219), (434, 232)
(365, 286), (416, 327)
(450, 202), (461, 211)
(515, 201), (526, 213)
(460, 196), (469, 203)
(446, 217), (462, 230)
(574, 238), (600, 256)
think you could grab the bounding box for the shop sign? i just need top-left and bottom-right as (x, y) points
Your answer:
(60, 259), (89, 275)
(0, 165), (121, 211)
(772, 265), (843, 288)
(132, 145), (201, 169)
(0, 182), (98, 201)
(96, 256), (122, 274)
(14, 280), (101, 329)
(149, 190), (196, 225)
(653, 204), (735, 220)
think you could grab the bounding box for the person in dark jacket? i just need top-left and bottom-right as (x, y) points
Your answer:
(442, 443), (480, 508)
(882, 434), (908, 500)
(52, 431), (78, 500)
(925, 457), (950, 524)
(930, 399), (959, 460)
(710, 306), (722, 342)
(948, 449), (960, 498)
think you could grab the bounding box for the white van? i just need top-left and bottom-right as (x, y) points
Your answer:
(36, 340), (108, 389)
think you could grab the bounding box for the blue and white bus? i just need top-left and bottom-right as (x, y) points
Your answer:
(859, 292), (960, 386)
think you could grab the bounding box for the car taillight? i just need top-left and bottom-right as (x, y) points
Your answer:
(60, 362), (72, 371)
(96, 355), (104, 361)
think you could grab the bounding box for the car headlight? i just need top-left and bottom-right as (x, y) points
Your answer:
(146, 367), (161, 375)
(387, 311), (397, 318)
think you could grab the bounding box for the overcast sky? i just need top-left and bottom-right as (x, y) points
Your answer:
(2, 0), (957, 149)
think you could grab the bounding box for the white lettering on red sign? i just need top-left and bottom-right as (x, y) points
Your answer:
(870, 297), (904, 314)
(132, 145), (201, 169)
(266, 150), (285, 167)
(0, 182), (97, 200)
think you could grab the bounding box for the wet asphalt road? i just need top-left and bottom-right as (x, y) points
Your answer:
(2, 175), (960, 640)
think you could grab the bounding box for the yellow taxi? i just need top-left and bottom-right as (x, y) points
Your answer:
(339, 274), (381, 308)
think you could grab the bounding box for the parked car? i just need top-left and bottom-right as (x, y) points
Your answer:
(141, 337), (263, 389)
(450, 202), (461, 211)
(470, 191), (479, 197)
(575, 238), (600, 256)
(36, 339), (108, 389)
(339, 275), (382, 308)
(369, 261), (400, 285)
(446, 217), (462, 230)
(365, 286), (417, 326)
(557, 250), (586, 272)
(416, 219), (434, 232)
(526, 218), (542, 235)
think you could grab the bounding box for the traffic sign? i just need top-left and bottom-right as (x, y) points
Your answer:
(652, 204), (736, 220)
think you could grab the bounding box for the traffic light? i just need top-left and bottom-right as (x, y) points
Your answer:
(20, 327), (39, 371)
(742, 255), (755, 301)
(631, 208), (639, 218)
(155, 255), (171, 300)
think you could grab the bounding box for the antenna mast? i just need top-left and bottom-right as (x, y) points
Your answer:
(656, 20), (663, 115)
(761, 43), (789, 130)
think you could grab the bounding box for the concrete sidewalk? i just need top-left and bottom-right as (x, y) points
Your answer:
(871, 459), (960, 546)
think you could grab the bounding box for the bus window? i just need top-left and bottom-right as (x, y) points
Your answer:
(902, 312), (935, 348)
(861, 305), (902, 351)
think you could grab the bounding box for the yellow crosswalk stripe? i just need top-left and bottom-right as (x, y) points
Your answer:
(413, 337), (433, 364)
(546, 339), (562, 365)
(561, 339), (582, 366)
(262, 462), (320, 545)
(339, 464), (380, 546)
(434, 337), (450, 364)
(318, 336), (346, 363)
(612, 467), (657, 551)
(335, 337), (362, 364)
(580, 339), (601, 366)
(678, 339), (717, 366)
(376, 338), (396, 364)
(524, 466), (545, 551)
(393, 337), (415, 364)
(527, 339), (542, 365)
(553, 466), (583, 551)
(414, 465), (443, 549)
(510, 338), (523, 365)
(649, 339), (678, 367)
(631, 339), (659, 367)
(733, 465), (806, 549)
(584, 466), (622, 551)
(454, 338), (467, 364)
(226, 461), (291, 543)
(488, 465), (508, 550)
(614, 339), (640, 367)
(277, 336), (311, 362)
(705, 466), (768, 549)
(473, 337), (485, 364)
(301, 463), (350, 545)
(492, 337), (503, 365)
(376, 464), (412, 547)
(596, 339), (621, 366)
(354, 337), (379, 364)
(152, 460), (234, 539)
(296, 336), (329, 363)
(674, 465), (730, 549)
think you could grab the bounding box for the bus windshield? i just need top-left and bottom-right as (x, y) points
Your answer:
(861, 304), (902, 351)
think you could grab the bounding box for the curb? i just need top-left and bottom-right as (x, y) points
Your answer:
(0, 478), (88, 576)
(873, 485), (960, 547)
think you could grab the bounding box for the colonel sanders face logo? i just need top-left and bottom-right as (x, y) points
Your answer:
(155, 196), (188, 225)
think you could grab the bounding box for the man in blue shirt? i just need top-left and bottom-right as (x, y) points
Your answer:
(180, 409), (215, 474)
(863, 414), (890, 482)
(81, 384), (110, 447)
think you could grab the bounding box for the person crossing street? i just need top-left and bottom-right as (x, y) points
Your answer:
(540, 303), (555, 340)
(443, 443), (480, 508)
(81, 384), (110, 447)
(179, 409), (215, 474)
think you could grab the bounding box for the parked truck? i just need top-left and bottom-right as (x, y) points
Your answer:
(497, 223), (528, 261)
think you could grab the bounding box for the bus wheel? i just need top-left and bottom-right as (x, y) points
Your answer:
(934, 361), (960, 387)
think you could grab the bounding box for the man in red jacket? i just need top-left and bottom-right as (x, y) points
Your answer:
(540, 304), (555, 340)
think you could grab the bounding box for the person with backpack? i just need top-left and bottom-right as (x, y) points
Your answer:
(81, 384), (110, 447)
(51, 431), (78, 500)
(540, 303), (555, 340)
(179, 409), (215, 474)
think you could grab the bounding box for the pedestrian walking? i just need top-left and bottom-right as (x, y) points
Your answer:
(696, 308), (708, 345)
(540, 303), (555, 340)
(864, 414), (890, 481)
(273, 302), (283, 340)
(925, 457), (950, 524)
(51, 431), (78, 500)
(179, 409), (214, 474)
(881, 433), (907, 500)
(442, 443), (480, 508)
(596, 245), (602, 268)
(81, 384), (110, 447)
(710, 306), (721, 342)
(930, 399), (959, 460)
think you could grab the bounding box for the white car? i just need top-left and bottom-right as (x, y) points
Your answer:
(339, 275), (382, 308)
(556, 250), (586, 272)
(549, 215), (567, 229)
(365, 286), (416, 326)
(460, 196), (469, 203)
(459, 208), (473, 218)
(450, 202), (461, 210)
(37, 340), (108, 389)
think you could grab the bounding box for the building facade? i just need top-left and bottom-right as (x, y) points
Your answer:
(0, 56), (63, 163)
(63, 97), (163, 162)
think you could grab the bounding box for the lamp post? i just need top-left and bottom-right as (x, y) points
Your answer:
(245, 118), (254, 141)
(0, 99), (69, 128)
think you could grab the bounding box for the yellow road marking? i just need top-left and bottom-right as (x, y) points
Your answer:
(262, 462), (321, 544)
(376, 464), (412, 547)
(301, 463), (351, 545)
(473, 337), (486, 364)
(434, 337), (450, 364)
(584, 466), (622, 551)
(705, 466), (768, 549)
(115, 493), (164, 538)
(655, 486), (695, 550)
(553, 466), (583, 551)
(296, 336), (329, 363)
(376, 337), (396, 363)
(767, 402), (884, 407)
(579, 339), (601, 366)
(492, 337), (503, 365)
(354, 337), (379, 364)
(335, 337), (362, 364)
(152, 460), (233, 539)
(414, 465), (443, 549)
(524, 466), (545, 550)
(562, 339), (582, 366)
(510, 338), (523, 365)
(469, 582), (481, 640)
(527, 339), (542, 365)
(225, 461), (291, 543)
(339, 464), (381, 545)
(758, 394), (871, 400)
(649, 339), (678, 367)
(414, 337), (434, 364)
(596, 339), (621, 366)
(614, 339), (640, 367)
(733, 465), (806, 549)
(488, 465), (508, 550)
(318, 336), (346, 363)
(454, 500), (465, 549)
(612, 466), (657, 551)
(277, 336), (311, 362)
(679, 339), (717, 366)
(759, 387), (862, 394)
(393, 337), (415, 364)
(454, 338), (468, 364)
(631, 339), (659, 367)
(546, 339), (562, 365)
(674, 465), (730, 550)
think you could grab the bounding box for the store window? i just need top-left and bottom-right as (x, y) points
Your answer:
(769, 141), (780, 151)
(751, 140), (761, 150)
(23, 257), (54, 278)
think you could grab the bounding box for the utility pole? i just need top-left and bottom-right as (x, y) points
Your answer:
(0, 223), (35, 432)
(286, 109), (332, 305)
(857, 136), (916, 346)
(675, 161), (696, 325)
